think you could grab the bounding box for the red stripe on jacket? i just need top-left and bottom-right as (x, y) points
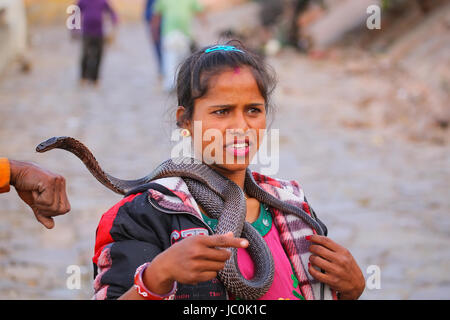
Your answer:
(93, 193), (142, 265)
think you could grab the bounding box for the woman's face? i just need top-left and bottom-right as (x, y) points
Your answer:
(178, 66), (267, 174)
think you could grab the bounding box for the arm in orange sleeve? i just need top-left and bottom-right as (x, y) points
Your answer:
(0, 157), (11, 193)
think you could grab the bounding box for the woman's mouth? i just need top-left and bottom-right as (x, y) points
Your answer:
(224, 140), (251, 157)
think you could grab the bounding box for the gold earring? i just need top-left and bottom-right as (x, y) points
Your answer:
(180, 128), (191, 137)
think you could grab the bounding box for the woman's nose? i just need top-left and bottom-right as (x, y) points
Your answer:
(229, 111), (249, 132)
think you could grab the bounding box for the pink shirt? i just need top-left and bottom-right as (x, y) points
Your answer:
(236, 223), (304, 300)
(202, 204), (304, 300)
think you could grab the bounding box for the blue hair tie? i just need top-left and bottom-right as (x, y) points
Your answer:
(204, 45), (244, 54)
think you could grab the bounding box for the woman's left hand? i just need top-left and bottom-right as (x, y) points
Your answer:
(307, 235), (365, 300)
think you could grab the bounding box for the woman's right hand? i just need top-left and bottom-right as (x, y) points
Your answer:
(142, 232), (249, 295)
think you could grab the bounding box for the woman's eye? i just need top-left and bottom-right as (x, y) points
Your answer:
(213, 109), (228, 115)
(248, 107), (262, 114)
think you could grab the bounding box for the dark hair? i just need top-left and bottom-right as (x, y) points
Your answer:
(175, 40), (277, 127)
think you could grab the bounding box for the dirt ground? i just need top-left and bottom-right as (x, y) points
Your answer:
(0, 8), (448, 299)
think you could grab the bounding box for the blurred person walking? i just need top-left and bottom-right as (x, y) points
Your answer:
(153, 0), (204, 92)
(287, 0), (316, 51)
(77, 0), (118, 86)
(144, 0), (163, 78)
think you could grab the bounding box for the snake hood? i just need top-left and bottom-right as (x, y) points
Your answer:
(93, 170), (334, 300)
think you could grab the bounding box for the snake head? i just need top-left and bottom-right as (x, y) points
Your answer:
(36, 136), (68, 152)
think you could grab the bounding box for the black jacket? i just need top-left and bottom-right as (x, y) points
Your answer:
(93, 182), (228, 300)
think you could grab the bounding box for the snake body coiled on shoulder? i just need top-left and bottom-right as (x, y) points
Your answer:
(36, 136), (326, 299)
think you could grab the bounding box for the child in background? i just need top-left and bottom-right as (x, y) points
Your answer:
(144, 0), (163, 78)
(153, 0), (204, 92)
(78, 0), (118, 86)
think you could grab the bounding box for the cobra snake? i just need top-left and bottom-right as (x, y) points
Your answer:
(36, 136), (326, 299)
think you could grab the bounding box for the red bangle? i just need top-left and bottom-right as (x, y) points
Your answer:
(133, 262), (177, 300)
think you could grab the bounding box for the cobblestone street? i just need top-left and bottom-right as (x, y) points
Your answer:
(0, 21), (448, 299)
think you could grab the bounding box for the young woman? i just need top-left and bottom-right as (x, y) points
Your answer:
(92, 42), (365, 300)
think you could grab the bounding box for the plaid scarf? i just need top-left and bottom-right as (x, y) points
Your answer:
(148, 172), (337, 300)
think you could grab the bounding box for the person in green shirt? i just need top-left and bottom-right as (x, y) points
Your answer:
(153, 0), (204, 91)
